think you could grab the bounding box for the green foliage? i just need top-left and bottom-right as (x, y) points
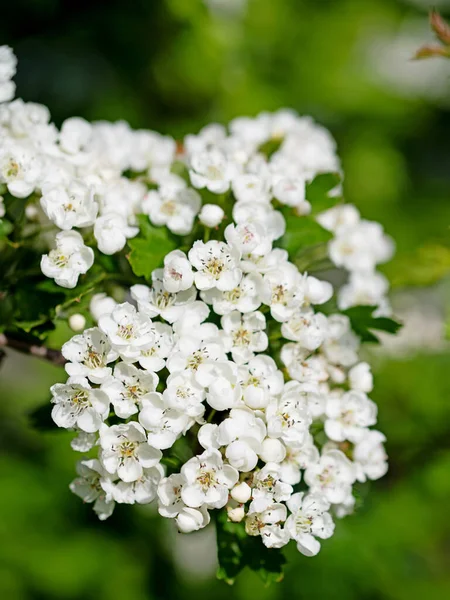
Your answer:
(216, 510), (286, 585)
(127, 215), (178, 279)
(306, 172), (342, 214)
(280, 215), (332, 257)
(343, 305), (402, 343)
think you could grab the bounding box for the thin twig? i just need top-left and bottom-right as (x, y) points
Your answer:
(0, 333), (66, 366)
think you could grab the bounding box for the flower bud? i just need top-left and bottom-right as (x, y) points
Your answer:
(90, 293), (116, 321)
(227, 504), (245, 523)
(259, 438), (286, 464)
(349, 362), (373, 393)
(199, 204), (224, 228)
(230, 481), (252, 504)
(69, 313), (86, 331)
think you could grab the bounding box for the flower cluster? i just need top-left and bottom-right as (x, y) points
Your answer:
(53, 239), (388, 555)
(1, 45), (392, 558)
(0, 46), (393, 317)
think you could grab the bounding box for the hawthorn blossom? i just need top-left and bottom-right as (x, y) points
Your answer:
(41, 230), (94, 288)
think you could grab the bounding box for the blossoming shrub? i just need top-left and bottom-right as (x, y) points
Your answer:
(0, 46), (400, 583)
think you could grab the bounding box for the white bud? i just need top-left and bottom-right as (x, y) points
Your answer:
(69, 313), (86, 331)
(349, 362), (373, 393)
(227, 504), (245, 523)
(198, 204), (224, 228)
(259, 438), (286, 463)
(25, 204), (39, 220)
(230, 481), (252, 504)
(89, 293), (117, 322)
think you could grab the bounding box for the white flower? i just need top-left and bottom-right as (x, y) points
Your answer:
(285, 493), (334, 556)
(338, 271), (389, 311)
(220, 310), (268, 365)
(59, 117), (92, 155)
(201, 273), (262, 315)
(70, 459), (115, 520)
(316, 204), (360, 233)
(217, 408), (266, 472)
(281, 309), (328, 350)
(281, 343), (328, 383)
(198, 203), (224, 228)
(40, 180), (98, 230)
(102, 362), (158, 418)
(94, 213), (138, 255)
(51, 376), (110, 432)
(279, 436), (320, 485)
(139, 392), (192, 449)
(266, 392), (312, 449)
(232, 173), (271, 204)
(163, 250), (194, 293)
(251, 463), (293, 512)
(99, 422), (162, 482)
(130, 271), (196, 323)
(273, 177), (309, 211)
(261, 262), (304, 322)
(103, 464), (164, 505)
(142, 181), (201, 235)
(246, 503), (290, 549)
(180, 448), (239, 509)
(233, 202), (285, 242)
(188, 240), (242, 291)
(304, 449), (355, 505)
(353, 430), (388, 482)
(224, 222), (270, 257)
(98, 302), (154, 362)
(322, 315), (360, 367)
(239, 355), (284, 409)
(158, 473), (211, 532)
(137, 322), (174, 372)
(189, 148), (238, 194)
(163, 371), (205, 418)
(0, 142), (41, 197)
(325, 390), (377, 443)
(301, 275), (333, 306)
(71, 431), (97, 453)
(62, 327), (118, 383)
(329, 220), (394, 272)
(203, 361), (242, 411)
(0, 46), (17, 103)
(41, 230), (94, 288)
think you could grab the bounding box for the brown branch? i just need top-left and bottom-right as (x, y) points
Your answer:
(0, 333), (66, 366)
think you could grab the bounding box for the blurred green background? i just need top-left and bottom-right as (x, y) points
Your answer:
(1, 0), (450, 598)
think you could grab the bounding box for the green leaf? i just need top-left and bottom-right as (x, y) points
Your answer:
(127, 216), (177, 279)
(280, 215), (332, 258)
(258, 137), (283, 158)
(29, 402), (55, 431)
(215, 510), (286, 585)
(0, 219), (13, 239)
(342, 305), (402, 343)
(306, 172), (342, 213)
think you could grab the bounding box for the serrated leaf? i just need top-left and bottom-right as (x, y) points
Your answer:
(306, 172), (342, 214)
(215, 510), (286, 585)
(280, 215), (332, 257)
(343, 305), (402, 343)
(127, 217), (177, 279)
